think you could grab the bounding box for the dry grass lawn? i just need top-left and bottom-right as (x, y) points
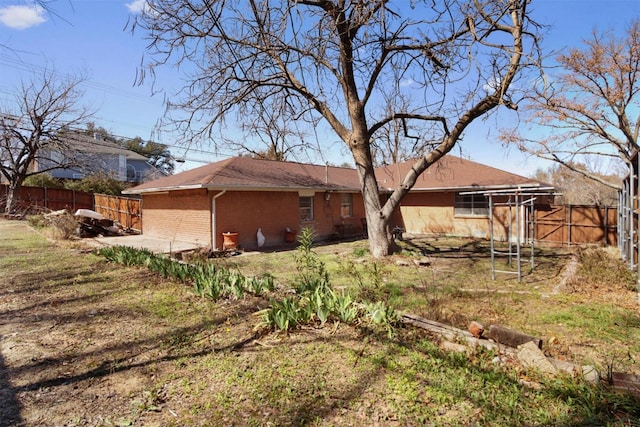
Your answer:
(1, 219), (639, 426)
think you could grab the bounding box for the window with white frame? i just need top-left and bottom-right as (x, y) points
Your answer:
(299, 196), (314, 222)
(454, 193), (489, 216)
(340, 193), (353, 218)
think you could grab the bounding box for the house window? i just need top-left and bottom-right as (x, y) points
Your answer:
(300, 196), (314, 222)
(454, 193), (489, 216)
(340, 193), (353, 218)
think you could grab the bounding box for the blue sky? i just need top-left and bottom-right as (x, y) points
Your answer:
(1, 0), (638, 174)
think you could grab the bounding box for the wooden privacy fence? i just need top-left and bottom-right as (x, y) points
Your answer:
(532, 204), (617, 246)
(93, 194), (142, 232)
(0, 184), (93, 214)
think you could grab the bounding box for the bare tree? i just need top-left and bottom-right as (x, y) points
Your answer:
(0, 69), (92, 214)
(132, 0), (542, 257)
(533, 162), (621, 206)
(227, 98), (312, 161)
(504, 19), (640, 191)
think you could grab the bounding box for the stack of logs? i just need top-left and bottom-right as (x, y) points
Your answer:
(401, 313), (640, 396)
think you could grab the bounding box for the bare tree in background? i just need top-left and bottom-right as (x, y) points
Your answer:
(228, 98), (312, 161)
(132, 0), (542, 257)
(0, 69), (92, 214)
(533, 162), (621, 206)
(504, 19), (640, 191)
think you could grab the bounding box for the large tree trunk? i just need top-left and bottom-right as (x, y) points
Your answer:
(352, 141), (397, 257)
(363, 188), (396, 258)
(4, 181), (20, 215)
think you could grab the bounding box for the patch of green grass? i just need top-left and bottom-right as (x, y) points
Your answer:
(540, 303), (640, 343)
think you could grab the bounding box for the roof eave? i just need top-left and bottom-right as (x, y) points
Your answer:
(122, 184), (205, 194)
(403, 183), (552, 192)
(200, 183), (359, 192)
(124, 183), (361, 195)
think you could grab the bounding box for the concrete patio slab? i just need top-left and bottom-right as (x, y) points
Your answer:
(90, 234), (201, 254)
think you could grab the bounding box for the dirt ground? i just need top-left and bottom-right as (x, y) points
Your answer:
(0, 221), (387, 426)
(1, 221), (204, 425)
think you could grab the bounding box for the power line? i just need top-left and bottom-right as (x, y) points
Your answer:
(0, 53), (158, 104)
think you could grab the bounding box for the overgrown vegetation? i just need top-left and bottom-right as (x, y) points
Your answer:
(97, 228), (400, 337)
(573, 246), (636, 292)
(22, 171), (130, 196)
(27, 210), (78, 239)
(62, 173), (128, 195)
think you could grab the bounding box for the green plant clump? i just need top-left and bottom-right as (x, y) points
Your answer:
(259, 227), (398, 335)
(97, 245), (274, 302)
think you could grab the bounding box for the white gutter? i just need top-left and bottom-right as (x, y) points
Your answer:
(211, 189), (227, 250)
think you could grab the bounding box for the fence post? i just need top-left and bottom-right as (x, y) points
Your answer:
(567, 205), (572, 247)
(604, 206), (608, 245)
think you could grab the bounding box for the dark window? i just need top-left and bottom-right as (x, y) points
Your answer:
(300, 196), (314, 222)
(340, 193), (353, 218)
(454, 193), (489, 216)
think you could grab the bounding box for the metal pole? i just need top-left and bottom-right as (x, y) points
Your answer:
(631, 153), (640, 302)
(529, 198), (535, 270)
(632, 169), (636, 270)
(489, 194), (496, 281)
(622, 179), (630, 263)
(619, 184), (626, 259)
(516, 191), (522, 282)
(508, 197), (513, 267)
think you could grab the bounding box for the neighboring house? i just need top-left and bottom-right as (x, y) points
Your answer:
(36, 133), (162, 183)
(123, 155), (554, 250)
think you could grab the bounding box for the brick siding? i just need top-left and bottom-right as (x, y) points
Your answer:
(141, 189), (367, 250)
(141, 189), (212, 247)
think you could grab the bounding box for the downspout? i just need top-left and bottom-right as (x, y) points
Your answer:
(211, 189), (227, 250)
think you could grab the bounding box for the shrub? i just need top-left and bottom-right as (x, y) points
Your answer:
(64, 174), (127, 196)
(23, 173), (64, 189)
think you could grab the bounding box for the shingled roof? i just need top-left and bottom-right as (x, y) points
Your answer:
(375, 156), (546, 192)
(124, 155), (547, 194)
(123, 156), (361, 194)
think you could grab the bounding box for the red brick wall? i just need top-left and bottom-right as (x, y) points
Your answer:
(141, 189), (212, 247)
(141, 187), (519, 247)
(311, 191), (366, 238)
(141, 189), (367, 250)
(215, 190), (366, 249)
(214, 190), (299, 249)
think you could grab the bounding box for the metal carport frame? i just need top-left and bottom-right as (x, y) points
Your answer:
(461, 186), (556, 283)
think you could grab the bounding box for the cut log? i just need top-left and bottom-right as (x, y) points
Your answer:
(487, 325), (543, 349)
(401, 314), (470, 342)
(400, 314), (509, 353)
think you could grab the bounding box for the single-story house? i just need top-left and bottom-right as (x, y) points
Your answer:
(123, 155), (553, 250)
(123, 156), (366, 249)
